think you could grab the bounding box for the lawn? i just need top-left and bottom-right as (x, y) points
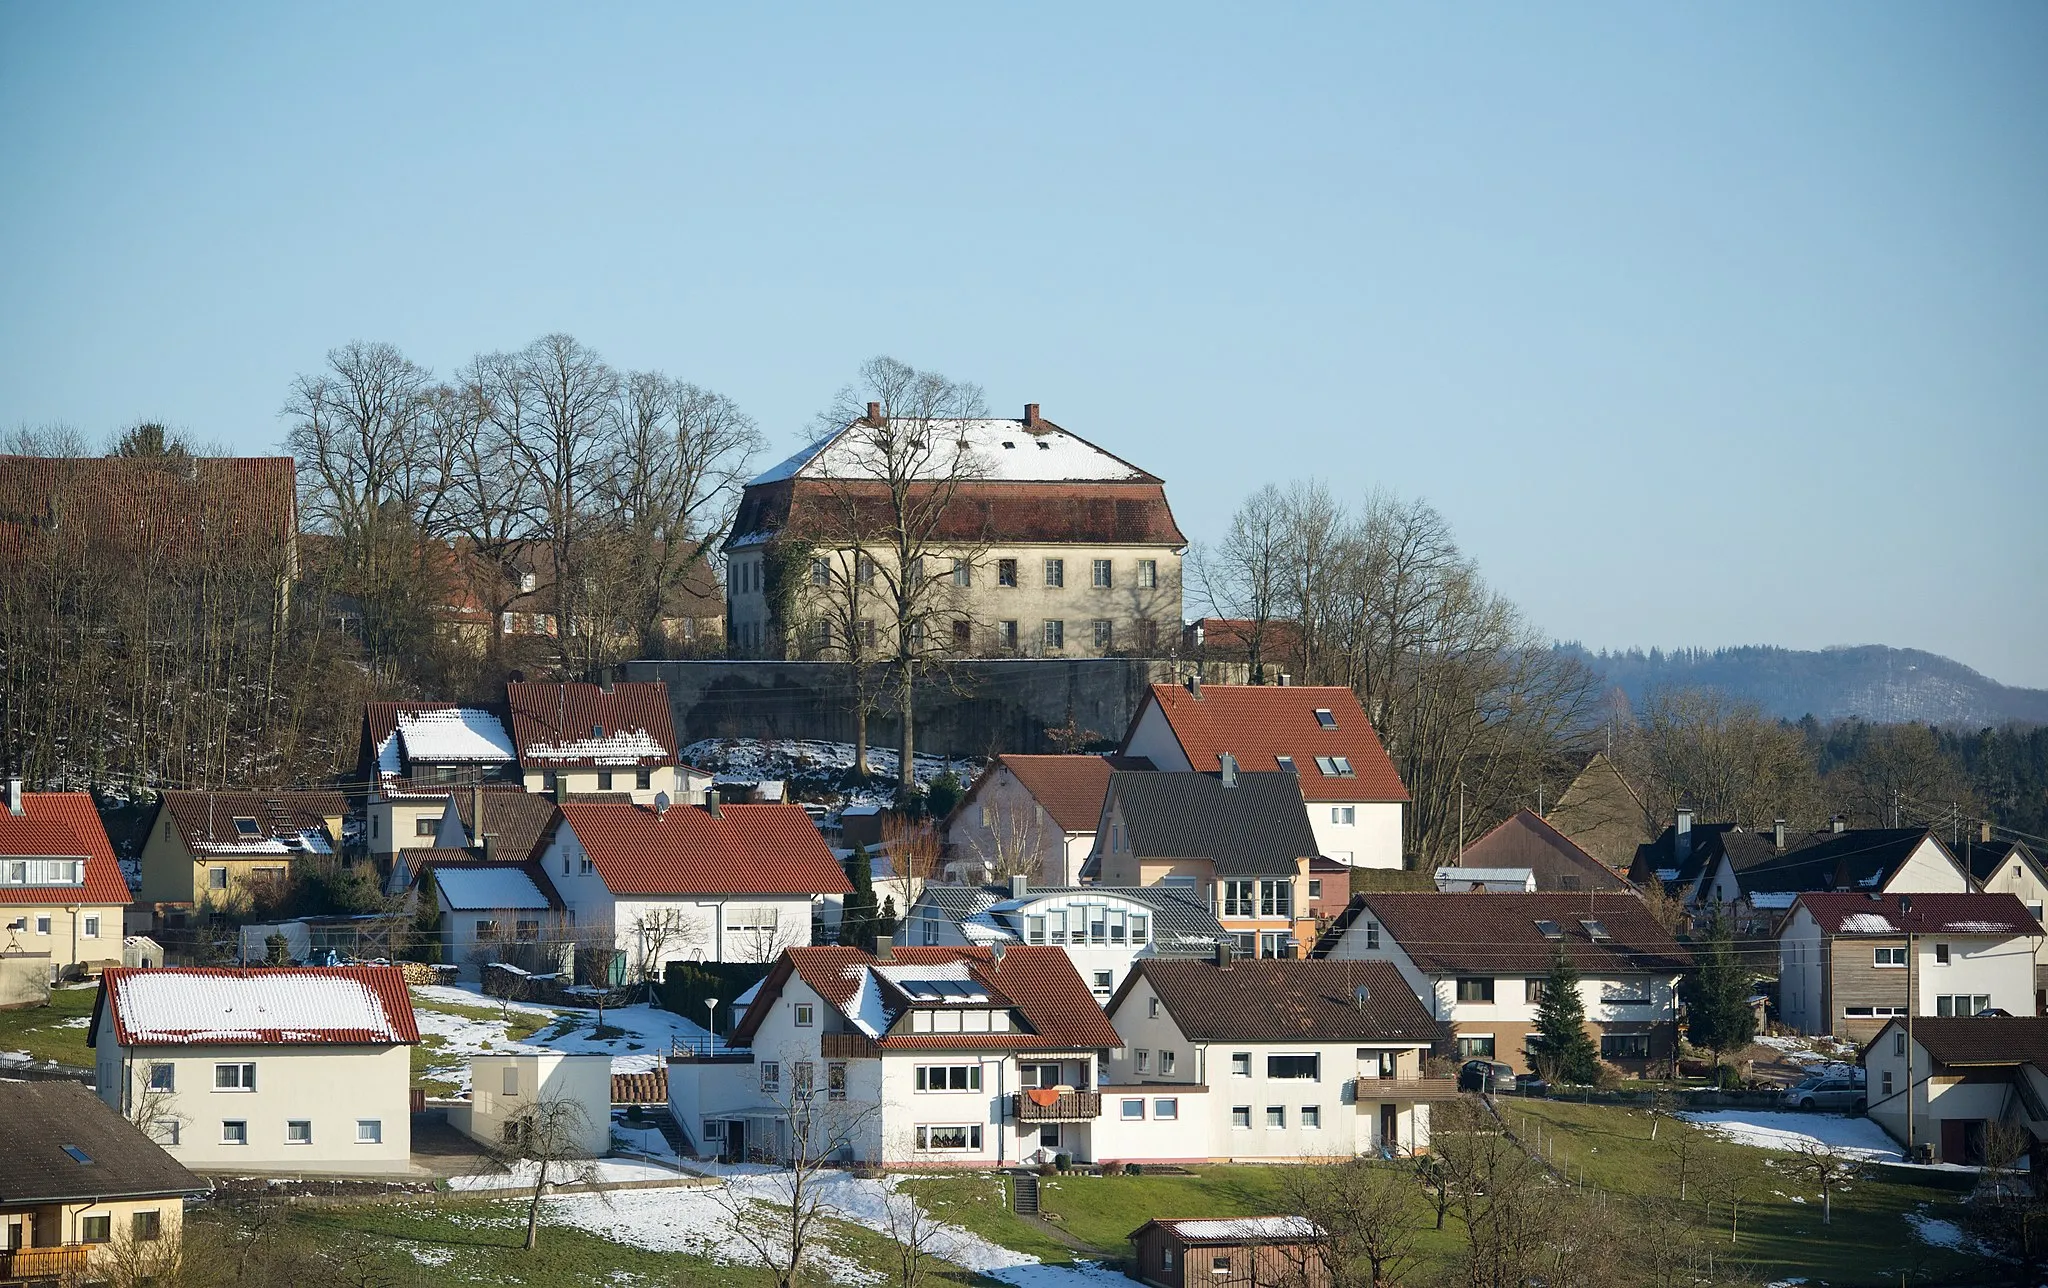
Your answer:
(0, 983), (98, 1068)
(900, 1172), (1079, 1265)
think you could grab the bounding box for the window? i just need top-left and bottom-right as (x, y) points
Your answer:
(1154, 1097), (1178, 1120)
(1525, 978), (1546, 1004)
(1231, 1051), (1252, 1077)
(148, 1062), (175, 1092)
(1222, 880), (1255, 918)
(1259, 931), (1291, 959)
(811, 620), (833, 651)
(1093, 619), (1114, 649)
(999, 620), (1019, 649)
(916, 1124), (983, 1151)
(915, 1065), (982, 1091)
(1873, 947), (1907, 967)
(761, 1062), (781, 1093)
(81, 1214), (111, 1244)
(154, 1122), (179, 1146)
(1936, 994), (1992, 1018)
(636, 769), (652, 791)
(1044, 558), (1064, 588)
(1313, 755), (1355, 777)
(1331, 806), (1356, 825)
(1268, 1054), (1320, 1081)
(1601, 1033), (1650, 1060)
(859, 619), (877, 648)
(415, 816), (438, 837)
(794, 1003), (815, 1027)
(1163, 1247), (1175, 1272)
(1895, 1030), (1908, 1056)
(1364, 921), (1380, 950)
(1137, 559), (1157, 588)
(1091, 559), (1113, 588)
(1048, 909), (1068, 941)
(476, 918), (502, 941)
(1121, 1097), (1145, 1121)
(792, 1062), (814, 1099)
(1313, 708), (1338, 729)
(1093, 970), (1113, 996)
(132, 1210), (161, 1242)
(1213, 1254), (1233, 1275)
(1043, 620), (1064, 649)
(811, 557), (831, 586)
(1934, 943), (1951, 966)
(1882, 1070), (1895, 1096)
(1089, 909), (1108, 943)
(1148, 996), (1161, 1018)
(1302, 1105), (1322, 1129)
(1843, 1005), (1908, 1018)
(503, 1066), (521, 1096)
(1266, 1105), (1286, 1129)
(1231, 1105), (1252, 1129)
(1024, 914), (1047, 945)
(356, 1120), (383, 1144)
(952, 557), (971, 587)
(1161, 1050), (1177, 1075)
(1275, 755), (1296, 773)
(1130, 913), (1148, 943)
(287, 1120), (312, 1144)
(215, 1062), (256, 1091)
(997, 559), (1018, 587)
(1456, 977), (1495, 1003)
(80, 914), (98, 938)
(597, 771), (614, 791)
(857, 555), (876, 584)
(208, 867), (228, 891)
(1135, 1050), (1150, 1074)
(1456, 1036), (1496, 1060)
(34, 915), (48, 934)
(828, 1062), (848, 1101)
(1259, 880), (1292, 919)
(221, 1120), (248, 1145)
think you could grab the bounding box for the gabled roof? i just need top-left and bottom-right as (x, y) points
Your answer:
(1101, 770), (1319, 876)
(426, 860), (564, 912)
(447, 788), (561, 863)
(0, 1081), (207, 1205)
(733, 944), (1121, 1051)
(751, 416), (1159, 487)
(1113, 958), (1444, 1045)
(1963, 838), (2044, 887)
(1543, 753), (1652, 871)
(1790, 891), (2037, 937)
(1327, 892), (1692, 976)
(92, 966), (421, 1047)
(1130, 1217), (1326, 1246)
(1630, 821), (1747, 888)
(912, 883), (1229, 952)
(1124, 683), (1407, 803)
(0, 454), (296, 557)
(557, 801), (852, 897)
(728, 478), (1185, 551)
(0, 792), (132, 904)
(1736, 829), (1963, 896)
(158, 790), (345, 859)
(506, 681), (680, 769)
(959, 754), (1141, 835)
(1868, 1016), (2048, 1069)
(1456, 810), (1631, 892)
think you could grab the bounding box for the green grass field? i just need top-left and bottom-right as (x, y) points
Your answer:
(0, 983), (98, 1068)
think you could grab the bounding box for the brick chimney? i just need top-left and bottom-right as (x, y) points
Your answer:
(1219, 752), (1239, 788)
(876, 934), (895, 962)
(1023, 403), (1040, 428)
(866, 401), (882, 425)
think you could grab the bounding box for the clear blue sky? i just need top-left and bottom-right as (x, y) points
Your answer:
(4, 4), (2044, 685)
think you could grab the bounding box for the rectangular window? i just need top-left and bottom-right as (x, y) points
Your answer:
(1161, 1050), (1177, 1075)
(952, 620), (971, 648)
(214, 1062), (256, 1091)
(1314, 708), (1338, 729)
(1934, 943), (1951, 965)
(1121, 1097), (1145, 1121)
(1274, 755), (1296, 774)
(1137, 618), (1158, 651)
(1259, 930), (1290, 958)
(1456, 1036), (1496, 1060)
(952, 557), (971, 587)
(1092, 559), (1113, 588)
(812, 620), (832, 650)
(133, 1210), (161, 1242)
(999, 620), (1019, 649)
(1135, 1050), (1150, 1074)
(208, 867), (228, 890)
(1047, 909), (1068, 941)
(828, 1062), (848, 1101)
(415, 817), (438, 837)
(82, 1215), (111, 1244)
(1231, 1105), (1252, 1129)
(1231, 1051), (1251, 1077)
(915, 1065), (983, 1091)
(149, 1062), (175, 1092)
(1154, 1097), (1178, 1120)
(1222, 880), (1255, 918)
(1266, 1105), (1286, 1129)
(998, 559), (1018, 588)
(1525, 978), (1546, 1004)
(1259, 880), (1292, 919)
(1025, 914), (1047, 944)
(1044, 558), (1064, 588)
(81, 915), (99, 937)
(1129, 913), (1147, 943)
(1935, 994), (1991, 1017)
(761, 1062), (781, 1093)
(155, 1122), (179, 1146)
(1896, 1030), (1908, 1055)
(1873, 947), (1907, 967)
(36, 915), (50, 934)
(1331, 806), (1356, 825)
(1364, 921), (1380, 950)
(287, 1120), (312, 1144)
(1093, 619), (1113, 650)
(915, 1124), (983, 1151)
(1882, 1070), (1895, 1096)
(502, 1066), (521, 1096)
(1043, 620), (1064, 649)
(356, 1120), (382, 1144)
(1456, 978), (1495, 1003)
(636, 769), (652, 791)
(1306, 880), (1322, 901)
(1301, 1105), (1322, 1129)
(1092, 970), (1113, 995)
(597, 771), (614, 791)
(811, 557), (831, 586)
(792, 1062), (814, 1099)
(1602, 981), (1652, 1005)
(793, 1003), (815, 1027)
(1268, 1054), (1320, 1081)
(1137, 560), (1157, 588)
(857, 555), (876, 584)
(222, 1120), (248, 1145)
(1600, 1033), (1651, 1060)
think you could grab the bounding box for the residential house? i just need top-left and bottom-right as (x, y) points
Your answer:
(1314, 893), (1693, 1075)
(1632, 813), (1972, 920)
(138, 790), (346, 910)
(447, 1052), (612, 1156)
(722, 404), (1184, 659)
(1777, 891), (2040, 1042)
(1446, 810), (1630, 892)
(903, 875), (1228, 999)
(1302, 858), (1352, 923)
(423, 859), (570, 978)
(945, 754), (1149, 886)
(384, 787), (564, 895)
(1119, 681), (1407, 869)
(1543, 753), (1653, 873)
(0, 783), (130, 981)
(1088, 767), (1323, 958)
(1128, 1216), (1329, 1288)
(1862, 1016), (2048, 1166)
(361, 702), (521, 860)
(1966, 833), (2048, 1008)
(0, 1080), (207, 1284)
(90, 966), (419, 1173)
(1100, 955), (1452, 1160)
(506, 680), (708, 804)
(670, 942), (1122, 1167)
(539, 798), (852, 974)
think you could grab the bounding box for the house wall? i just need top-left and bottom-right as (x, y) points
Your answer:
(1308, 801), (1402, 871)
(943, 767), (1078, 885)
(1881, 840), (1974, 895)
(1778, 908), (1826, 1034)
(460, 1053), (612, 1156)
(95, 1041), (411, 1173)
(0, 903), (124, 978)
(439, 900), (568, 979)
(0, 1197), (186, 1273)
(1821, 932), (2035, 1042)
(1092, 1085), (1213, 1163)
(368, 796), (453, 860)
(518, 765), (706, 805)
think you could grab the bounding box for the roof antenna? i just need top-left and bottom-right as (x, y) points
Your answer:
(1354, 983), (1370, 1011)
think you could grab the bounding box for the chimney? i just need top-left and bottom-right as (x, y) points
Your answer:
(1219, 752), (1239, 788)
(5, 777), (20, 817)
(1024, 403), (1040, 428)
(1831, 815), (1846, 834)
(1981, 821), (1994, 844)
(866, 401), (882, 425)
(472, 784), (484, 850)
(1185, 676), (1202, 699)
(702, 788), (722, 819)
(1010, 873), (1029, 899)
(1277, 673), (1291, 687)
(1674, 808), (1692, 864)
(1773, 818), (1786, 852)
(875, 934), (895, 962)
(599, 675), (614, 694)
(1215, 940), (1233, 970)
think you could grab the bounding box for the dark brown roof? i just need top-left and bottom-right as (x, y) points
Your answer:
(1102, 771), (1320, 877)
(450, 788), (561, 862)
(968, 755), (1123, 834)
(506, 681), (681, 769)
(1336, 892), (1692, 976)
(727, 478), (1185, 550)
(1456, 810), (1631, 892)
(1872, 1016), (2048, 1069)
(0, 1080), (207, 1204)
(1793, 891), (2037, 936)
(158, 790), (346, 857)
(1116, 958), (1445, 1044)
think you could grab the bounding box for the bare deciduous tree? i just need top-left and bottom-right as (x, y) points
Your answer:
(965, 796), (1051, 884)
(1193, 482), (1289, 682)
(1272, 1159), (1423, 1288)
(1784, 1139), (1861, 1226)
(475, 1089), (608, 1251)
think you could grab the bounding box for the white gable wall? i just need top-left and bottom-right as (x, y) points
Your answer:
(1880, 838), (1973, 895)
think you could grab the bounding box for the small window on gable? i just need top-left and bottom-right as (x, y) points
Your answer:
(232, 817), (261, 837)
(1314, 708), (1337, 729)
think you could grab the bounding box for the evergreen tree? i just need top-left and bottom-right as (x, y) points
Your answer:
(1535, 945), (1600, 1084)
(839, 845), (879, 951)
(1681, 909), (1756, 1070)
(878, 895), (900, 943)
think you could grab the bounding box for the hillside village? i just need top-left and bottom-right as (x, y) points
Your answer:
(3, 404), (2046, 1288)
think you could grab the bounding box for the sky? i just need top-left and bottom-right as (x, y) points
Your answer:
(3, 4), (2044, 685)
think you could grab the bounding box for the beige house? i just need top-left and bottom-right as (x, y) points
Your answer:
(505, 680), (710, 803)
(723, 406), (1185, 659)
(945, 754), (1135, 886)
(1862, 1016), (2048, 1165)
(91, 965), (419, 1175)
(448, 1052), (613, 1156)
(0, 1080), (207, 1284)
(138, 790), (346, 909)
(0, 783), (132, 981)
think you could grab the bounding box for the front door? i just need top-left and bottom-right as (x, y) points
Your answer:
(1379, 1104), (1399, 1154)
(724, 1120), (745, 1164)
(1940, 1119), (1969, 1165)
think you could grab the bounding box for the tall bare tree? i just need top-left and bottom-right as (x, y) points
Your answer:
(1620, 689), (1820, 828)
(1193, 482), (1289, 682)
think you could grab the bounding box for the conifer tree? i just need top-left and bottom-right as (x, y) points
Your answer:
(839, 844), (879, 951)
(1681, 909), (1756, 1072)
(1536, 944), (1600, 1084)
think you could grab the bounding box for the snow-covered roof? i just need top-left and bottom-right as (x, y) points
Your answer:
(1838, 912), (1895, 933)
(99, 966), (419, 1046)
(871, 961), (991, 1004)
(1153, 1217), (1325, 1242)
(1747, 892), (1799, 910)
(519, 730), (668, 766)
(395, 708), (517, 765)
(1433, 867), (1536, 886)
(751, 418), (1150, 486)
(434, 866), (556, 911)
(842, 968), (893, 1038)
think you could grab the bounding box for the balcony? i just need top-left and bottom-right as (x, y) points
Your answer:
(1012, 1090), (1102, 1121)
(0, 1245), (93, 1279)
(1354, 1077), (1460, 1102)
(821, 1032), (881, 1059)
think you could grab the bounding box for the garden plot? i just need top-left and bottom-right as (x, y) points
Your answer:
(410, 984), (721, 1093)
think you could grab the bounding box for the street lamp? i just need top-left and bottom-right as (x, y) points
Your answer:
(705, 998), (719, 1057)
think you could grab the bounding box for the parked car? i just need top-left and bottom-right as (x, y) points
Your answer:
(1459, 1059), (1516, 1093)
(1783, 1070), (1867, 1113)
(1513, 1072), (1550, 1097)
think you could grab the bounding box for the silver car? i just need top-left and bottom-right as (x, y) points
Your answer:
(1783, 1072), (1867, 1113)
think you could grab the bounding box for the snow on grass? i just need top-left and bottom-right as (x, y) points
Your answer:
(409, 983), (721, 1093)
(1906, 1211), (1969, 1248)
(684, 738), (978, 809)
(451, 1157), (690, 1191)
(1679, 1110), (1903, 1161)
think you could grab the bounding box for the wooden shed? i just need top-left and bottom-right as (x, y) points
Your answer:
(1127, 1216), (1329, 1288)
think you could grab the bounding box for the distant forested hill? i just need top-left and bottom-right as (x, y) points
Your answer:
(1563, 644), (2048, 727)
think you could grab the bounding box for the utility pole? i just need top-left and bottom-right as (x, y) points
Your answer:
(1903, 892), (1915, 1161)
(1458, 782), (1467, 859)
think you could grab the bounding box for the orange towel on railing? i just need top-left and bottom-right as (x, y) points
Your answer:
(1027, 1088), (1061, 1107)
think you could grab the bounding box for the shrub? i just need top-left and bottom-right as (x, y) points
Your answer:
(1125, 1162), (1143, 1176)
(1594, 1060), (1625, 1091)
(1054, 1152), (1072, 1172)
(1713, 1063), (1743, 1091)
(1037, 1162), (1057, 1177)
(1100, 1161), (1125, 1177)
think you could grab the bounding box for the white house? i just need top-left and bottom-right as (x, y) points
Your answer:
(1100, 954), (1452, 1161)
(1634, 817), (1973, 917)
(1314, 892), (1692, 1076)
(944, 754), (1137, 887)
(424, 859), (571, 978)
(1119, 681), (1408, 869)
(1861, 1016), (2048, 1165)
(505, 680), (710, 804)
(89, 966), (417, 1175)
(669, 942), (1123, 1168)
(448, 1052), (613, 1157)
(539, 797), (852, 977)
(1777, 891), (2040, 1042)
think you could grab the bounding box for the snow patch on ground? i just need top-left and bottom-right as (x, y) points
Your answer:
(1679, 1110), (1903, 1161)
(410, 983), (721, 1092)
(684, 738), (979, 810)
(1905, 1211), (1969, 1249)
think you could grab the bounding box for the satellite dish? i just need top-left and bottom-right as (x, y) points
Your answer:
(654, 791), (671, 817)
(1354, 984), (1371, 1009)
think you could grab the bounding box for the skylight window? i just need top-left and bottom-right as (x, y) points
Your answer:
(1579, 919), (1611, 942)
(591, 724), (604, 738)
(62, 1145), (93, 1164)
(1274, 755), (1296, 773)
(1534, 919), (1562, 940)
(1314, 756), (1356, 777)
(232, 817), (261, 837)
(1314, 708), (1337, 730)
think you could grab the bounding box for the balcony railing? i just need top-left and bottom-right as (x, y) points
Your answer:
(1012, 1090), (1102, 1121)
(1353, 1077), (1460, 1102)
(0, 1245), (93, 1279)
(821, 1032), (881, 1059)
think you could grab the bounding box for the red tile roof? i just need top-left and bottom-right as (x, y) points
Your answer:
(0, 793), (131, 904)
(91, 966), (420, 1047)
(1128, 684), (1408, 803)
(971, 755), (1120, 834)
(0, 455), (296, 558)
(506, 682), (681, 769)
(729, 478), (1185, 550)
(1795, 891), (2038, 937)
(558, 801), (852, 897)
